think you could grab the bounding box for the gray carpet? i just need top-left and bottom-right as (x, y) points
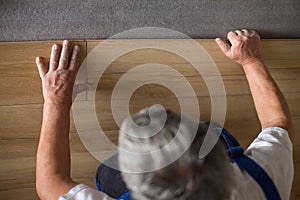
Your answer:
(0, 0), (299, 42)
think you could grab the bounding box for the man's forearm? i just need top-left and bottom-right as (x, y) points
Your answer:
(35, 41), (82, 199)
(36, 104), (77, 199)
(243, 60), (295, 141)
(215, 29), (295, 141)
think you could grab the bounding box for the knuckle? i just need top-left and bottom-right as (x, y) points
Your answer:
(55, 70), (73, 81)
(60, 57), (68, 62)
(69, 59), (77, 65)
(243, 36), (250, 41)
(235, 37), (243, 43)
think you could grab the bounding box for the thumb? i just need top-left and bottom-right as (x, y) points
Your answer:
(215, 38), (231, 57)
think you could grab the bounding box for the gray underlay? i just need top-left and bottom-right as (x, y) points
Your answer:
(0, 0), (299, 42)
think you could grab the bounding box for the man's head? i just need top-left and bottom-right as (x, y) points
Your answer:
(118, 105), (235, 200)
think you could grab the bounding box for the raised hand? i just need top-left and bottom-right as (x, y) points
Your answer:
(215, 29), (262, 66)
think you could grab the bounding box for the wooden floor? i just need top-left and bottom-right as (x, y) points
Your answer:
(0, 39), (299, 199)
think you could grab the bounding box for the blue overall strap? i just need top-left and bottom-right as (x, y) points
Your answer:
(95, 178), (132, 200)
(95, 178), (102, 191)
(220, 127), (281, 200)
(118, 191), (132, 200)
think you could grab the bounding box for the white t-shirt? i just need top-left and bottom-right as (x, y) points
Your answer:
(230, 127), (294, 200)
(59, 127), (294, 200)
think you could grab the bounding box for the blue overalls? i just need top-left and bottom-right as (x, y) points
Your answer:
(219, 127), (281, 200)
(96, 126), (281, 200)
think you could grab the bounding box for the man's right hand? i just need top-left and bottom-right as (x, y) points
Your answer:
(215, 29), (262, 66)
(215, 29), (294, 142)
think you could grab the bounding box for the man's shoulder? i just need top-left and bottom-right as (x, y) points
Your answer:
(243, 127), (294, 200)
(246, 127), (293, 156)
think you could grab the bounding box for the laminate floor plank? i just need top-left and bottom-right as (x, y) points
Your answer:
(0, 39), (299, 199)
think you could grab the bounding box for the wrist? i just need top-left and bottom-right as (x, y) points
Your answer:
(43, 101), (71, 111)
(242, 57), (264, 68)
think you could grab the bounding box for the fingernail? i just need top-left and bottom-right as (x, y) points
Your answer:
(215, 38), (220, 42)
(36, 57), (41, 62)
(63, 40), (69, 46)
(74, 45), (80, 51)
(53, 44), (58, 50)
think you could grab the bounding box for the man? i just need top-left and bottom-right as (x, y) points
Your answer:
(35, 29), (294, 200)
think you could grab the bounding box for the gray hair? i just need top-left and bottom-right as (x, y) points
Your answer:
(118, 105), (235, 200)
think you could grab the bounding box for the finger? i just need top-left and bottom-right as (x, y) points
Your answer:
(227, 31), (241, 45)
(227, 31), (238, 41)
(49, 44), (60, 71)
(215, 38), (231, 57)
(69, 45), (81, 71)
(248, 29), (255, 36)
(58, 40), (71, 70)
(49, 44), (61, 71)
(227, 31), (237, 37)
(241, 29), (250, 36)
(250, 29), (260, 38)
(35, 57), (47, 78)
(235, 30), (243, 36)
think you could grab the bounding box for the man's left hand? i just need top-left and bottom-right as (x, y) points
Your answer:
(36, 40), (83, 107)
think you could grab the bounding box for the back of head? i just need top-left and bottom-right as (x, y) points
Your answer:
(118, 105), (235, 200)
